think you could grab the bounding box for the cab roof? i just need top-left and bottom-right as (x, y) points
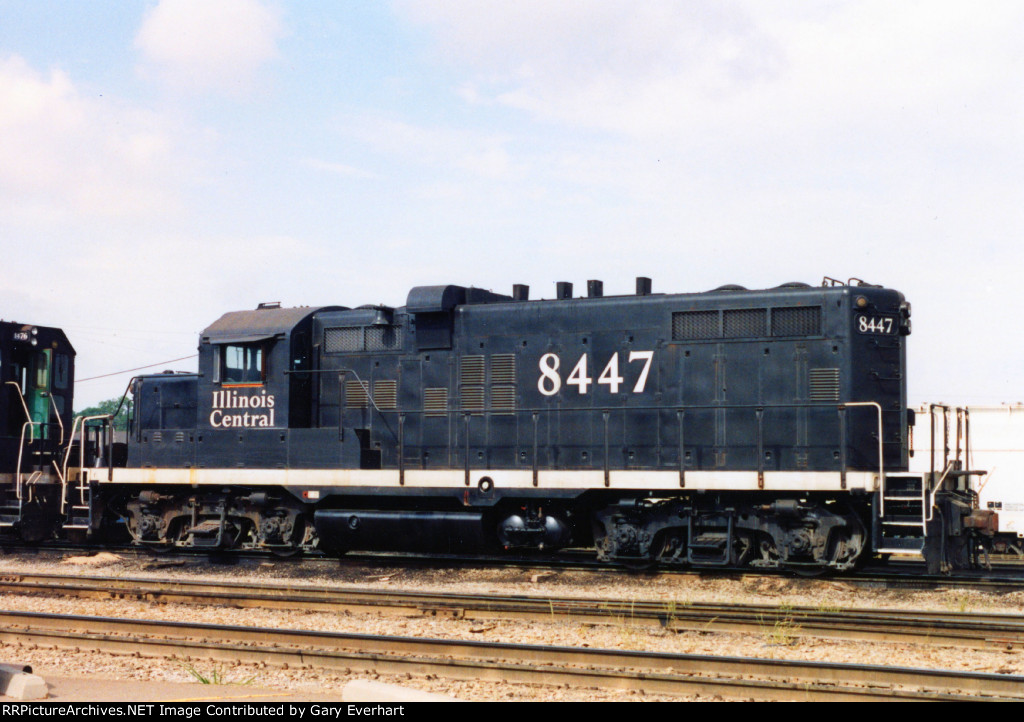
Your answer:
(201, 305), (340, 345)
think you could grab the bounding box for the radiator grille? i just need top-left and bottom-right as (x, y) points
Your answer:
(366, 326), (401, 351)
(325, 327), (363, 353)
(460, 355), (486, 385)
(672, 306), (824, 341)
(325, 325), (402, 353)
(490, 386), (516, 414)
(491, 354), (516, 384)
(344, 380), (369, 407)
(460, 355), (486, 414)
(424, 388), (448, 417)
(772, 306), (822, 337)
(723, 309), (767, 338)
(373, 380), (397, 409)
(672, 311), (719, 340)
(809, 368), (840, 401)
(461, 386), (485, 413)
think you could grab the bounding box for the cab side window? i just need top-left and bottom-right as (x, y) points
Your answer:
(221, 344), (265, 384)
(33, 351), (49, 390)
(53, 353), (70, 390)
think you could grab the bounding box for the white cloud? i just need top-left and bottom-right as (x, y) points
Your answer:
(0, 55), (186, 224)
(334, 113), (524, 181)
(400, 0), (1024, 144)
(398, 0), (786, 135)
(301, 157), (381, 180)
(56, 230), (318, 407)
(135, 0), (283, 95)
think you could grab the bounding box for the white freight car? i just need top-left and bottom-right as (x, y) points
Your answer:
(911, 404), (1024, 553)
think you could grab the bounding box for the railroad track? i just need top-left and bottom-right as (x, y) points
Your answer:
(3, 572), (1024, 651)
(7, 542), (1024, 588)
(0, 609), (1021, 701)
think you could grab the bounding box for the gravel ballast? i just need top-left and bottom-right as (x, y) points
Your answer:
(1, 551), (1022, 702)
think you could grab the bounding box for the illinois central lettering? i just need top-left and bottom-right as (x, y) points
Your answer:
(210, 389), (276, 428)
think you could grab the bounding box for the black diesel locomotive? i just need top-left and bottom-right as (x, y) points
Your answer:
(0, 321), (75, 541)
(3, 279), (996, 572)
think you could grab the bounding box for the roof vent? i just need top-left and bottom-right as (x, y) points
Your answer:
(587, 280), (604, 298)
(556, 282), (573, 300)
(257, 302), (281, 310)
(512, 284), (530, 301)
(636, 277), (652, 296)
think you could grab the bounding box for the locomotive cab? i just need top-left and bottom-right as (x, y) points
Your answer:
(0, 322), (74, 541)
(120, 303), (344, 552)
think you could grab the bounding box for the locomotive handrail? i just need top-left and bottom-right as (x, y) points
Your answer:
(927, 403), (971, 473)
(927, 460), (957, 524)
(335, 368), (387, 415)
(10, 420), (60, 501)
(353, 398), (900, 418)
(340, 398), (897, 420)
(6, 382), (38, 502)
(5, 381), (33, 436)
(918, 404), (977, 524)
(60, 415), (86, 485)
(60, 414), (113, 516)
(46, 390), (67, 488)
(393, 399), (891, 484)
(928, 403), (956, 476)
(330, 397), (894, 476)
(841, 401), (885, 504)
(13, 421), (39, 501)
(47, 391), (64, 446)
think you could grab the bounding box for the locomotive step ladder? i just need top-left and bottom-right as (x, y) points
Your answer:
(183, 519), (226, 548)
(0, 471), (44, 527)
(0, 487), (23, 527)
(2, 421), (50, 530)
(686, 514), (737, 566)
(875, 403), (975, 558)
(3, 384), (67, 532)
(59, 414), (111, 534)
(61, 477), (93, 532)
(876, 471), (930, 555)
(875, 404), (986, 565)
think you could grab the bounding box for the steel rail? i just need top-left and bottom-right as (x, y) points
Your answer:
(0, 609), (1021, 701)
(3, 572), (1024, 650)
(5, 545), (1024, 591)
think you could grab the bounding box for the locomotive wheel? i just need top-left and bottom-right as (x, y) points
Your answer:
(784, 517), (865, 576)
(654, 531), (687, 566)
(143, 540), (175, 555)
(786, 564), (832, 578)
(140, 518), (184, 554)
(732, 531), (755, 567)
(16, 501), (58, 544)
(268, 544), (303, 558)
(64, 528), (91, 546)
(619, 556), (658, 571)
(259, 513), (306, 557)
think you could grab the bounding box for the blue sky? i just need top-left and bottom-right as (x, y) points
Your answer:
(1, 1), (1022, 408)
